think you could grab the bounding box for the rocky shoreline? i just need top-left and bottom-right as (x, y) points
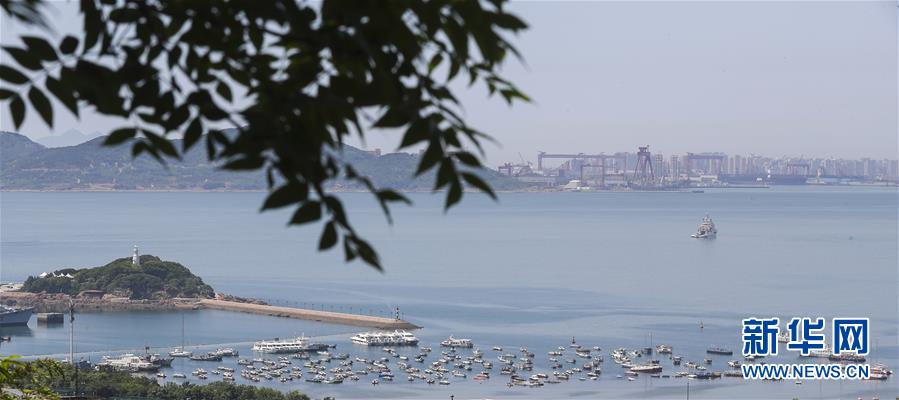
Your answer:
(0, 291), (267, 314)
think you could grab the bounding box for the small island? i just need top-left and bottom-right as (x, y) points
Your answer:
(3, 248), (221, 313)
(4, 247), (419, 329)
(23, 252), (214, 300)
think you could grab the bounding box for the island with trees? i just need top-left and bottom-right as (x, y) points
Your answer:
(23, 255), (214, 300)
(5, 255), (222, 313)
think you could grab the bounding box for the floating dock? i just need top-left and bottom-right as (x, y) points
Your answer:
(36, 312), (64, 324)
(197, 299), (420, 330)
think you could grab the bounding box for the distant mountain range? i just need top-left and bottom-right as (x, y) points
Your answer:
(0, 131), (524, 191)
(35, 129), (104, 148)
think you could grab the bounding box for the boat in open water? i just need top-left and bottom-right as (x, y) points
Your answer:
(440, 336), (473, 348)
(691, 215), (717, 239)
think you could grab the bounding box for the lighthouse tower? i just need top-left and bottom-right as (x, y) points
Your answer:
(132, 245), (140, 266)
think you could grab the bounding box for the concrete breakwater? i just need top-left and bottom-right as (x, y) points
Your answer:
(1, 291), (420, 329)
(198, 299), (421, 330)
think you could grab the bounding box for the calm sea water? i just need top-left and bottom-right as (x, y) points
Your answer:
(1, 188), (896, 399)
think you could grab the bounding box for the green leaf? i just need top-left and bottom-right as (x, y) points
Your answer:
(3, 47), (41, 70)
(290, 201), (322, 225)
(454, 151), (480, 167)
(21, 36), (57, 61)
(0, 65), (29, 84)
(103, 128), (137, 145)
(59, 36), (79, 55)
(351, 236), (381, 271)
(319, 221), (338, 250)
(109, 8), (140, 23)
(45, 77), (78, 116)
(9, 95), (25, 129)
(374, 106), (411, 128)
(182, 118), (202, 152)
(415, 141), (444, 176)
(261, 183), (304, 210)
(222, 156), (265, 170)
(445, 181), (463, 210)
(216, 81), (232, 102)
(142, 130), (179, 159)
(428, 53), (443, 74)
(378, 190), (411, 204)
(435, 158), (456, 189)
(343, 239), (357, 262)
(27, 87), (52, 127)
(461, 172), (497, 199)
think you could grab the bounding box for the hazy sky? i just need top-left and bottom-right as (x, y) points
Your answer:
(1, 1), (896, 162)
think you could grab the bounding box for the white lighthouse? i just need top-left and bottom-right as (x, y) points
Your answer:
(132, 245), (140, 265)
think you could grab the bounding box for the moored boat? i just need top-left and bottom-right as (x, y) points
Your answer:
(252, 336), (330, 353)
(0, 305), (33, 326)
(706, 347), (733, 355)
(350, 330), (419, 346)
(441, 336), (473, 348)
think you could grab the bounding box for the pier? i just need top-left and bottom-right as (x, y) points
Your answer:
(197, 299), (420, 330)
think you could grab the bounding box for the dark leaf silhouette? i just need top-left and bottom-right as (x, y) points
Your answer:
(0, 0), (529, 270)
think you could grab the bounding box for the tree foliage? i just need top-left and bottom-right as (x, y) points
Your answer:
(3, 359), (309, 400)
(22, 255), (215, 300)
(0, 0), (529, 270)
(0, 356), (61, 400)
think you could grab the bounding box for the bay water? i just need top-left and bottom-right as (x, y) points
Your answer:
(1, 188), (896, 399)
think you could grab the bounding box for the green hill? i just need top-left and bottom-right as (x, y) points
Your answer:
(0, 131), (526, 191)
(22, 255), (215, 300)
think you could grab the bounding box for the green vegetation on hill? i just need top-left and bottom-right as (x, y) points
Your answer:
(6, 359), (309, 400)
(1, 131), (527, 191)
(23, 255), (214, 300)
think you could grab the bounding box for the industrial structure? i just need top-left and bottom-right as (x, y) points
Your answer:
(496, 145), (899, 190)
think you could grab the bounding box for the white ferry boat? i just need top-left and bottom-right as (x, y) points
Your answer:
(691, 214), (717, 239)
(0, 305), (33, 326)
(350, 330), (419, 346)
(252, 336), (329, 354)
(440, 336), (473, 348)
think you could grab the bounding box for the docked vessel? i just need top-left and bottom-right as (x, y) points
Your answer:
(0, 305), (33, 326)
(190, 352), (223, 362)
(143, 353), (173, 367)
(169, 314), (191, 357)
(97, 354), (160, 372)
(706, 347), (733, 355)
(691, 215), (717, 239)
(252, 336), (329, 353)
(630, 364), (663, 374)
(350, 330), (419, 346)
(828, 353), (866, 363)
(169, 348), (192, 357)
(213, 348), (239, 357)
(440, 336), (473, 348)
